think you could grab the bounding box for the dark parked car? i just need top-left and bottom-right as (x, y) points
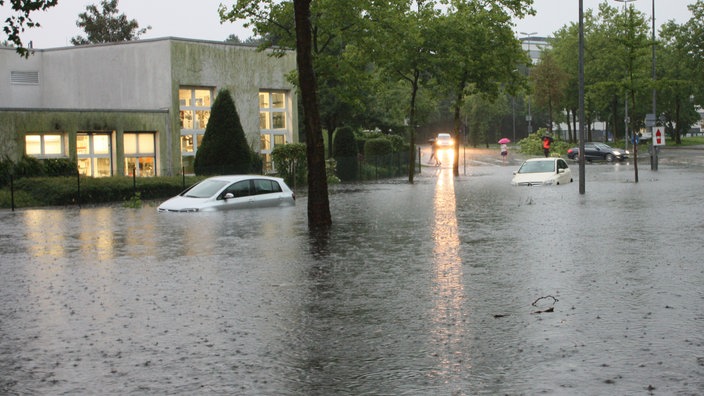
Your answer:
(567, 142), (629, 162)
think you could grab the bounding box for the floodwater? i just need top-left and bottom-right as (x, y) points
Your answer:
(1, 148), (703, 395)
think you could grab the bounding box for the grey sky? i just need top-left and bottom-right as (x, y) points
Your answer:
(513, 0), (694, 37)
(16, 0), (696, 49)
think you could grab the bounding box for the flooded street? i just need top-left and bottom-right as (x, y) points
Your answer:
(2, 148), (704, 395)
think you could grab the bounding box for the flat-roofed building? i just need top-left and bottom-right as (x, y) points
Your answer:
(0, 37), (298, 176)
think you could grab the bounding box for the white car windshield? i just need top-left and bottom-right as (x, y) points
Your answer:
(518, 161), (555, 174)
(182, 180), (229, 198)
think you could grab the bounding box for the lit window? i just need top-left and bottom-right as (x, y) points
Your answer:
(77, 132), (113, 177)
(24, 134), (66, 157)
(124, 132), (156, 177)
(259, 91), (290, 173)
(179, 86), (214, 172)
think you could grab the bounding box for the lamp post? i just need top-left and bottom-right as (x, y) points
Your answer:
(650, 0), (658, 171)
(578, 1), (585, 194)
(520, 32), (537, 135)
(520, 32), (538, 135)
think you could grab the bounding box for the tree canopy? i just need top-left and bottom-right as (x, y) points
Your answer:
(71, 0), (150, 45)
(1, 0), (58, 56)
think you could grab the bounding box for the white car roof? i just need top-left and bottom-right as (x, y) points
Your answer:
(205, 175), (283, 182)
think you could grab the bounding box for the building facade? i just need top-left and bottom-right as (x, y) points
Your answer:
(0, 38), (298, 176)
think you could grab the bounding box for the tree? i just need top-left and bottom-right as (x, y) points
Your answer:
(71, 0), (150, 45)
(1, 0), (58, 57)
(294, 0), (332, 228)
(332, 126), (358, 181)
(220, 0), (374, 158)
(219, 0), (332, 228)
(658, 19), (701, 144)
(194, 89), (256, 175)
(531, 51), (568, 132)
(434, 0), (531, 175)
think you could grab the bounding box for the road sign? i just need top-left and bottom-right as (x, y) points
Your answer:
(653, 127), (666, 146)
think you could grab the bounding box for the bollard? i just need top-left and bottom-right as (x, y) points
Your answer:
(76, 169), (81, 208)
(10, 174), (15, 212)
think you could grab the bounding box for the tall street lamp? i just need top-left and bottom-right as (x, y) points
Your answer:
(578, 1), (586, 194)
(650, 0), (658, 171)
(520, 32), (537, 135)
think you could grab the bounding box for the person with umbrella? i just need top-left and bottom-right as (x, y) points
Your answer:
(498, 138), (510, 163)
(428, 138), (440, 166)
(542, 134), (554, 157)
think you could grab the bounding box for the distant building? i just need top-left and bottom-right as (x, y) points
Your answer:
(0, 37), (298, 176)
(520, 35), (550, 65)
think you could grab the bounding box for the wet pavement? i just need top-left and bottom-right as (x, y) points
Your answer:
(1, 146), (704, 395)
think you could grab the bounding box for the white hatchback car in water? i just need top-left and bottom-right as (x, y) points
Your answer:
(511, 157), (573, 186)
(157, 175), (295, 212)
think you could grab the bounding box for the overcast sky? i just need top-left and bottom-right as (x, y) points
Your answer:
(15, 0), (697, 49)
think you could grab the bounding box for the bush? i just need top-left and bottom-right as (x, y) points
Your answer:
(194, 89), (255, 175)
(43, 158), (78, 177)
(1, 175), (203, 208)
(14, 155), (45, 178)
(518, 129), (571, 157)
(364, 138), (393, 157)
(333, 126), (359, 181)
(272, 143), (307, 187)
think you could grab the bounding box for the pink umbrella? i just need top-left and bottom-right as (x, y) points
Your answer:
(498, 138), (511, 144)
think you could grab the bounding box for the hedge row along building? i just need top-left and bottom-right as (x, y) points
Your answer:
(0, 37), (298, 176)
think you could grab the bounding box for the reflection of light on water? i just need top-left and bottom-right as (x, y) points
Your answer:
(79, 207), (115, 261)
(430, 167), (468, 376)
(23, 210), (67, 258)
(436, 147), (455, 166)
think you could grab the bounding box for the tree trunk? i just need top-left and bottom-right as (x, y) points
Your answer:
(452, 80), (464, 177)
(407, 71), (420, 184)
(294, 0), (331, 228)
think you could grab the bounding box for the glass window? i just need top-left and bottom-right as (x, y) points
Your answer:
(25, 135), (41, 155)
(196, 110), (210, 129)
(77, 132), (113, 177)
(123, 133), (137, 155)
(124, 132), (156, 177)
(180, 110), (194, 129)
(259, 91), (290, 173)
(260, 134), (271, 151)
(225, 181), (251, 198)
(181, 135), (194, 152)
(272, 113), (286, 129)
(44, 135), (62, 155)
(24, 134), (65, 157)
(272, 93), (285, 108)
(253, 179), (282, 194)
(259, 111), (270, 129)
(138, 133), (154, 153)
(179, 89), (191, 106)
(94, 135), (110, 155)
(195, 90), (211, 107)
(77, 135), (90, 155)
(259, 92), (269, 108)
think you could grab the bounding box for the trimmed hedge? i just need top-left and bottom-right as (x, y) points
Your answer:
(1, 175), (203, 208)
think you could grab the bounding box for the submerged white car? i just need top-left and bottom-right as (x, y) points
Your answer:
(157, 175), (295, 212)
(511, 157), (573, 186)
